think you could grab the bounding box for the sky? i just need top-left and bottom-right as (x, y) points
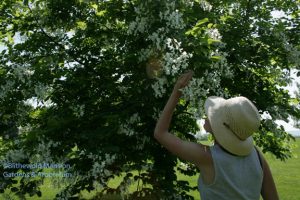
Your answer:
(277, 69), (300, 132)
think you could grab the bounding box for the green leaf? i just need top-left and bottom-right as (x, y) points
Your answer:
(7, 34), (14, 44)
(195, 18), (209, 27)
(207, 38), (221, 45)
(76, 21), (87, 30)
(207, 23), (214, 29)
(211, 56), (221, 61)
(96, 10), (107, 17)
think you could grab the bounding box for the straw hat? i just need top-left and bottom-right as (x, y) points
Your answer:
(204, 96), (260, 156)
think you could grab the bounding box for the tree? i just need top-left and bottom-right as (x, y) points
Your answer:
(293, 81), (300, 129)
(0, 0), (299, 199)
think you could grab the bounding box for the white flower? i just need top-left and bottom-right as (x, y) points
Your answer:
(151, 77), (167, 98)
(159, 7), (185, 30)
(30, 138), (62, 163)
(138, 48), (153, 63)
(127, 4), (150, 35)
(274, 32), (300, 66)
(70, 104), (85, 118)
(5, 148), (28, 162)
(34, 82), (50, 100)
(199, 0), (213, 12)
(128, 113), (141, 124)
(119, 123), (134, 136)
(0, 80), (15, 100)
(118, 86), (127, 94)
(152, 107), (162, 120)
(91, 161), (103, 178)
(206, 28), (222, 40)
(12, 65), (34, 83)
(135, 136), (150, 150)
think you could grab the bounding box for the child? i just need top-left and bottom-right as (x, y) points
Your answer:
(154, 71), (279, 200)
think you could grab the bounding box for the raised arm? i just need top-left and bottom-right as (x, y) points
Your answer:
(153, 71), (210, 167)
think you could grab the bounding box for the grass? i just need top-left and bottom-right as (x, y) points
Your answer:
(1, 138), (299, 199)
(263, 138), (300, 200)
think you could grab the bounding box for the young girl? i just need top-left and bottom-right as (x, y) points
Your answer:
(154, 71), (279, 200)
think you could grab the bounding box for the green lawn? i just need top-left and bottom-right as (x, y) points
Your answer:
(264, 138), (300, 200)
(2, 138), (299, 199)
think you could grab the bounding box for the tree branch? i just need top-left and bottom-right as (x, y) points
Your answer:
(27, 4), (86, 67)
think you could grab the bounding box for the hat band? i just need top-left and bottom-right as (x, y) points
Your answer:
(223, 122), (246, 141)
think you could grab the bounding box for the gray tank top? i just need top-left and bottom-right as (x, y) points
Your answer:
(198, 145), (263, 200)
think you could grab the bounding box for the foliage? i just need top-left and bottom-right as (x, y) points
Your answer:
(0, 0), (299, 199)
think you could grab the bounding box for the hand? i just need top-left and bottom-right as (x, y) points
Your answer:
(173, 70), (194, 92)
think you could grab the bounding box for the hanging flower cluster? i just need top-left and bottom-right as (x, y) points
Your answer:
(127, 0), (233, 119)
(118, 113), (141, 136)
(0, 79), (15, 100)
(279, 33), (300, 66)
(88, 153), (116, 179)
(12, 65), (34, 84)
(163, 38), (193, 76)
(127, 3), (150, 36)
(199, 0), (213, 12)
(70, 104), (85, 118)
(181, 49), (233, 119)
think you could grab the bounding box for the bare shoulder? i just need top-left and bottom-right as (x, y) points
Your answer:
(189, 142), (212, 167)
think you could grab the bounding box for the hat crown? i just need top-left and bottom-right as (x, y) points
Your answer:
(223, 97), (260, 141)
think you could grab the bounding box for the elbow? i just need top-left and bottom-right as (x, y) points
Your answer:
(153, 128), (162, 141)
(153, 130), (159, 140)
(154, 129), (166, 142)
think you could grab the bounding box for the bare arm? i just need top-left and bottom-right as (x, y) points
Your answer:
(154, 71), (210, 167)
(260, 152), (279, 200)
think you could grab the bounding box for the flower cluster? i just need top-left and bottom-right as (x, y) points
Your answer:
(118, 113), (141, 136)
(17, 124), (32, 135)
(282, 36), (300, 66)
(150, 37), (192, 98)
(56, 187), (73, 200)
(34, 83), (48, 100)
(127, 1), (193, 98)
(181, 78), (206, 119)
(31, 137), (61, 163)
(210, 50), (233, 81)
(151, 77), (168, 98)
(128, 0), (229, 118)
(87, 152), (116, 181)
(12, 65), (34, 83)
(159, 2), (185, 30)
(152, 107), (162, 120)
(199, 0), (213, 12)
(127, 3), (150, 36)
(206, 28), (222, 40)
(135, 135), (150, 150)
(273, 32), (300, 66)
(0, 79), (15, 100)
(1, 64), (35, 101)
(70, 104), (85, 118)
(3, 148), (28, 163)
(147, 28), (167, 51)
(163, 38), (193, 76)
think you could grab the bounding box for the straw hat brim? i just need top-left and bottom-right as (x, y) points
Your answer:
(205, 96), (254, 156)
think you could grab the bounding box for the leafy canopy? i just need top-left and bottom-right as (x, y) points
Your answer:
(0, 0), (299, 199)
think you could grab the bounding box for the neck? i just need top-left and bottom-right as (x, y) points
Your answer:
(215, 143), (239, 156)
